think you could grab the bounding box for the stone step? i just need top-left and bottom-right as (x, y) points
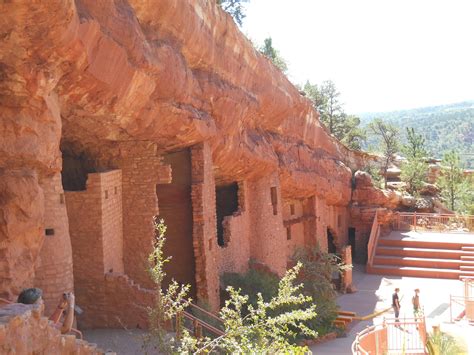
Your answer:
(373, 256), (474, 269)
(376, 246), (474, 259)
(461, 256), (474, 261)
(368, 265), (474, 279)
(460, 265), (474, 271)
(378, 238), (473, 250)
(462, 246), (474, 251)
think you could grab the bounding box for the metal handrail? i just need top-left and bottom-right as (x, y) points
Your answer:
(394, 212), (474, 233)
(367, 211), (381, 268)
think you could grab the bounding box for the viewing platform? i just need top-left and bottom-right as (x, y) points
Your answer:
(367, 213), (474, 279)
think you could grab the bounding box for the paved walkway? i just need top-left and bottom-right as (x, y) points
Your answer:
(384, 230), (474, 244)
(310, 265), (473, 354)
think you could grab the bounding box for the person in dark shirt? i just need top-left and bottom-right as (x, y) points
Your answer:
(392, 288), (401, 325)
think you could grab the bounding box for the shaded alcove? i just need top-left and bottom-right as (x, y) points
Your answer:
(215, 182), (239, 247)
(348, 227), (356, 260)
(327, 228), (337, 254)
(61, 151), (95, 191)
(156, 149), (196, 298)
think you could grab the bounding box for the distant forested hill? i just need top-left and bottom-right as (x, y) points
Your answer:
(359, 101), (474, 168)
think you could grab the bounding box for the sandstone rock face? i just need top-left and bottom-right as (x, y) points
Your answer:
(0, 303), (104, 354)
(0, 0), (368, 297)
(352, 171), (402, 210)
(0, 170), (44, 299)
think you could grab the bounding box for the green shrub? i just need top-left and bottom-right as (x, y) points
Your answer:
(426, 330), (468, 355)
(221, 268), (280, 310)
(292, 246), (348, 337)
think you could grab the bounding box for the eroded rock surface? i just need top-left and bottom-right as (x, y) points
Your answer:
(0, 1), (374, 302)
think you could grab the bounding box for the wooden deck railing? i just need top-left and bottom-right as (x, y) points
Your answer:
(366, 211), (381, 269)
(175, 302), (225, 340)
(393, 212), (474, 233)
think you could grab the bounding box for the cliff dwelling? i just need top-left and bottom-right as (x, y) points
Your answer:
(0, 0), (393, 352)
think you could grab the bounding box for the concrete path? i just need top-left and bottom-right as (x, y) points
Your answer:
(82, 328), (160, 355)
(310, 265), (473, 354)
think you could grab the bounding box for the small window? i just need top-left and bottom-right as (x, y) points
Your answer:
(270, 187), (278, 215)
(45, 228), (55, 236)
(114, 186), (118, 195)
(290, 204), (295, 216)
(286, 226), (292, 240)
(105, 190), (108, 199)
(59, 193), (65, 204)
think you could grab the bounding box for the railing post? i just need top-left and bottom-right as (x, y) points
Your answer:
(413, 211), (417, 231)
(176, 312), (182, 340)
(193, 319), (203, 339)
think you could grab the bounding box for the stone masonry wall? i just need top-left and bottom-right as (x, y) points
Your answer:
(116, 144), (171, 289)
(34, 172), (74, 316)
(100, 171), (124, 275)
(191, 142), (220, 310)
(248, 173), (287, 276)
(0, 303), (105, 354)
(218, 181), (251, 275)
(65, 170), (123, 328)
(283, 200), (305, 259)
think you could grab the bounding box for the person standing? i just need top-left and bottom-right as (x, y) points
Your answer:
(392, 288), (401, 325)
(412, 288), (421, 322)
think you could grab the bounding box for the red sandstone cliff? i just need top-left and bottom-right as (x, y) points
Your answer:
(0, 0), (375, 304)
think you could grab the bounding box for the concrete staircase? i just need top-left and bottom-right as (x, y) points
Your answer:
(368, 237), (474, 279)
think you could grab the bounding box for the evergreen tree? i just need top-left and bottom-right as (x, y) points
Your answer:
(400, 127), (428, 195)
(259, 37), (288, 73)
(438, 150), (471, 212)
(217, 0), (248, 26)
(304, 80), (366, 150)
(402, 127), (427, 159)
(368, 119), (400, 188)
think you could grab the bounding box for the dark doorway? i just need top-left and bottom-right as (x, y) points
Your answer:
(348, 227), (356, 260)
(156, 149), (196, 298)
(216, 182), (239, 246)
(327, 228), (337, 254)
(61, 152), (93, 191)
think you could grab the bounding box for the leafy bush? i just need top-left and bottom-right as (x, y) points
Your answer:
(221, 268), (280, 309)
(426, 330), (468, 355)
(292, 246), (351, 337)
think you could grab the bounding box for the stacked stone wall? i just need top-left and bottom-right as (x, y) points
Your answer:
(65, 170), (123, 327)
(283, 200), (305, 258)
(116, 145), (171, 289)
(218, 181), (251, 275)
(248, 173), (287, 276)
(191, 142), (220, 310)
(34, 172), (74, 316)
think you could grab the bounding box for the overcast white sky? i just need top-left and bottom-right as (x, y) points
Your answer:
(242, 0), (474, 113)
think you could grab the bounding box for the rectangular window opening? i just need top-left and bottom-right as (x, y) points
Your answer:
(270, 187), (278, 215)
(286, 226), (292, 240)
(45, 228), (55, 236)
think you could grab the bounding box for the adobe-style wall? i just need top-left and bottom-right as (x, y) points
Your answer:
(191, 142), (220, 310)
(0, 0), (395, 329)
(65, 170), (124, 327)
(0, 303), (105, 354)
(34, 173), (74, 316)
(217, 181), (251, 275)
(248, 172), (287, 276)
(116, 145), (171, 289)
